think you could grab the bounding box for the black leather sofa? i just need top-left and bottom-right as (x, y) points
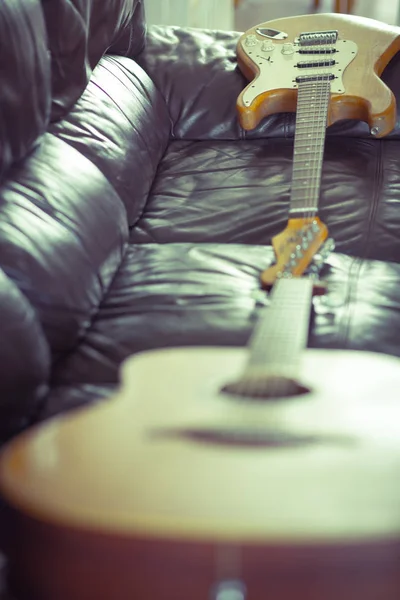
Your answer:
(2, 1), (400, 597)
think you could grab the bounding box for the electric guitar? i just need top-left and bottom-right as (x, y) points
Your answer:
(1, 14), (400, 600)
(236, 13), (400, 288)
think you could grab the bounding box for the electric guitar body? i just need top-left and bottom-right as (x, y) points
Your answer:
(236, 13), (400, 136)
(1, 14), (400, 600)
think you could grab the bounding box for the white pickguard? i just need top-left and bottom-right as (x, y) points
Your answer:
(241, 36), (358, 107)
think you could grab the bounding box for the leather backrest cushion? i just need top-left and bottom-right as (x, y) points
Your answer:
(0, 135), (128, 359)
(50, 55), (171, 226)
(40, 0), (145, 121)
(0, 269), (50, 444)
(0, 0), (50, 179)
(108, 0), (146, 57)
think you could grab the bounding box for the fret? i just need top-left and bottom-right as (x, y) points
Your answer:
(291, 180), (321, 187)
(296, 114), (329, 120)
(289, 207), (318, 215)
(291, 194), (319, 202)
(296, 165), (324, 179)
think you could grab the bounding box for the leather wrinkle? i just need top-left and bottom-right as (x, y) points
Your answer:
(50, 239), (131, 379)
(338, 257), (363, 349)
(48, 52), (170, 228)
(362, 140), (384, 258)
(94, 61), (163, 147)
(128, 142), (171, 235)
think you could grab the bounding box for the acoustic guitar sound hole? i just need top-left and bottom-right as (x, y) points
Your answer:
(220, 376), (310, 401)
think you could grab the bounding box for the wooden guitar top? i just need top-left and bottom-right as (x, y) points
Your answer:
(2, 347), (400, 542)
(1, 348), (400, 598)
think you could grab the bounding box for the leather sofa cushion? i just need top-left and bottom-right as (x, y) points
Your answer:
(129, 137), (400, 264)
(137, 25), (248, 141)
(0, 135), (128, 358)
(0, 0), (50, 179)
(50, 55), (171, 226)
(40, 0), (146, 121)
(39, 244), (400, 419)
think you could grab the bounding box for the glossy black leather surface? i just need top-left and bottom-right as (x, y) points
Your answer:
(0, 0), (50, 179)
(0, 269), (50, 442)
(1, 2), (400, 438)
(50, 55), (171, 224)
(37, 243), (400, 420)
(41, 0), (145, 121)
(130, 137), (400, 264)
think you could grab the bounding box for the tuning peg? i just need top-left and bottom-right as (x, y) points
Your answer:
(307, 263), (319, 273)
(318, 237), (335, 260)
(310, 238), (335, 272)
(301, 238), (309, 250)
(281, 270), (293, 278)
(311, 220), (320, 233)
(306, 227), (315, 242)
(295, 245), (303, 258)
(324, 238), (336, 252)
(307, 271), (320, 281)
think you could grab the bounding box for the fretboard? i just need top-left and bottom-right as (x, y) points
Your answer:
(289, 78), (331, 217)
(245, 277), (314, 376)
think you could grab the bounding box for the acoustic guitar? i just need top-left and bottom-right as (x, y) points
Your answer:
(2, 244), (400, 600)
(1, 14), (400, 600)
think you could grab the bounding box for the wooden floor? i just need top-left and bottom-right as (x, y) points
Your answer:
(235, 0), (400, 31)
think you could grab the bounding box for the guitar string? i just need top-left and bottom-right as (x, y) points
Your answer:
(296, 39), (332, 222)
(273, 37), (338, 406)
(244, 35), (335, 400)
(287, 39), (332, 395)
(270, 40), (331, 398)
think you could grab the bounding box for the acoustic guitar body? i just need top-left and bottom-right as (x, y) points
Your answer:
(1, 348), (400, 599)
(236, 13), (400, 135)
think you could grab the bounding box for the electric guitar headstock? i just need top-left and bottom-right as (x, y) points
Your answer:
(261, 217), (333, 293)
